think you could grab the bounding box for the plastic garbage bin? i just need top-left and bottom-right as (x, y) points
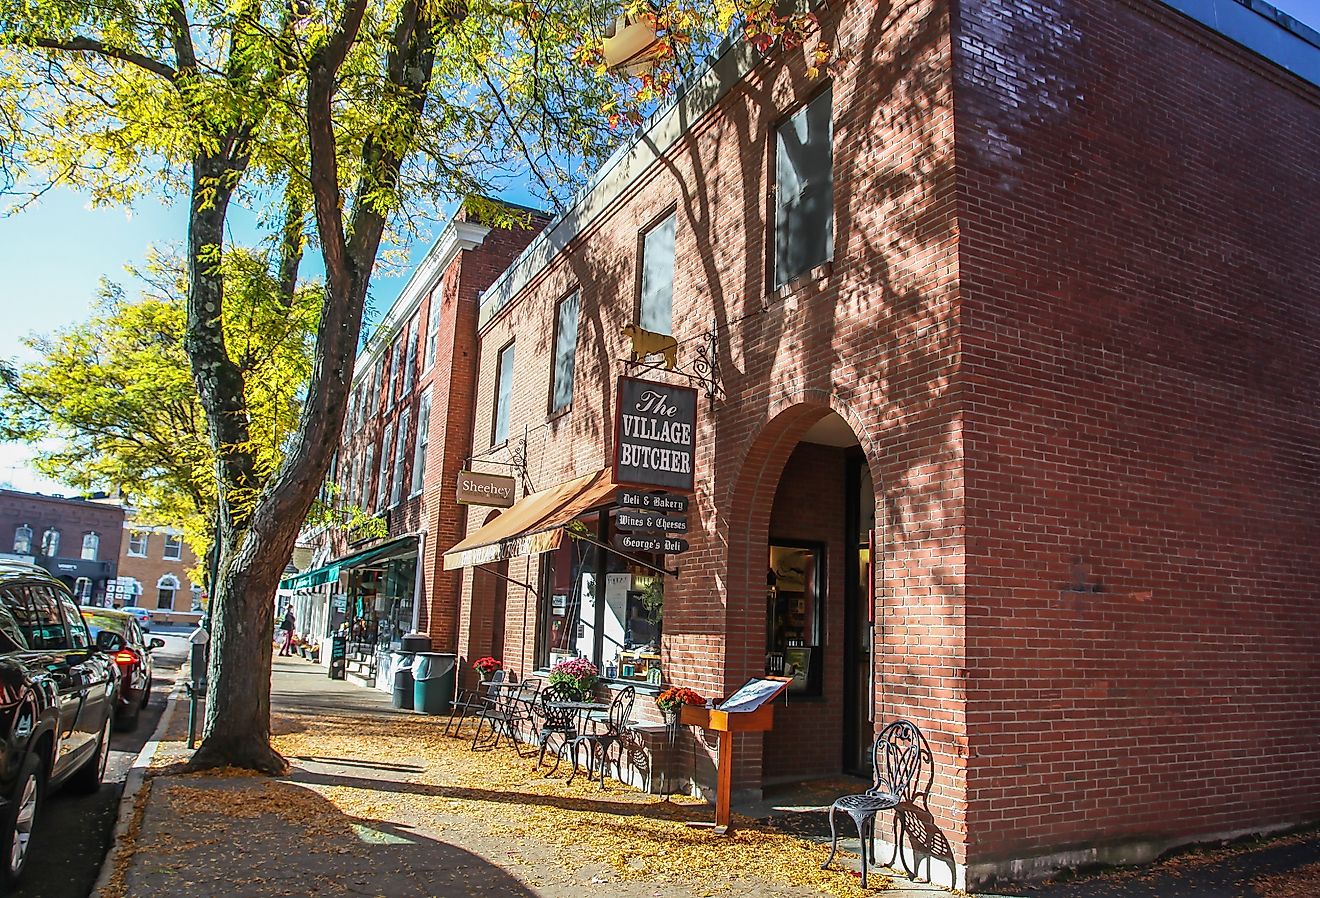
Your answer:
(412, 652), (457, 715)
(390, 652), (416, 710)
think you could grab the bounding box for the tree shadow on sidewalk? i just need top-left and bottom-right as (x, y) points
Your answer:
(123, 773), (541, 898)
(285, 765), (707, 824)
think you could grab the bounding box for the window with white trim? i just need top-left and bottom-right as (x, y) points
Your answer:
(81, 532), (99, 561)
(157, 574), (180, 611)
(40, 528), (60, 557)
(378, 424), (394, 510)
(424, 297), (441, 370)
(390, 406), (410, 507)
(128, 531), (148, 557)
(163, 534), (183, 560)
(12, 525), (31, 554)
(403, 331), (417, 395)
(411, 392), (431, 497)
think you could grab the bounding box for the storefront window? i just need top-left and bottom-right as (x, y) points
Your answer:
(767, 542), (823, 694)
(540, 513), (665, 686)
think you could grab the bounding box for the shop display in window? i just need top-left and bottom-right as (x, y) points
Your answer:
(767, 542), (823, 694)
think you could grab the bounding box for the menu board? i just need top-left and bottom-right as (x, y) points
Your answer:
(717, 677), (791, 713)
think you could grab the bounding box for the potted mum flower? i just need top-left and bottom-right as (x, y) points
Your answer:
(473, 656), (502, 678)
(548, 657), (599, 699)
(655, 687), (705, 727)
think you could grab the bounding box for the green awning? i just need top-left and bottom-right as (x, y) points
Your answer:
(278, 536), (417, 591)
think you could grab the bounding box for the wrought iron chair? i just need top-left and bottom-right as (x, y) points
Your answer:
(535, 683), (582, 775)
(821, 718), (931, 889)
(565, 685), (636, 788)
(445, 669), (505, 738)
(471, 680), (539, 752)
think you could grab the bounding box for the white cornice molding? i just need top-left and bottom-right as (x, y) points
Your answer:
(354, 218), (493, 383)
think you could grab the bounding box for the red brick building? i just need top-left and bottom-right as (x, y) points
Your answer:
(283, 204), (546, 684)
(113, 512), (204, 626)
(0, 489), (124, 604)
(436, 0), (1319, 887)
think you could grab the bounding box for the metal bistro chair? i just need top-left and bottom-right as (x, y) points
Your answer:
(472, 680), (539, 752)
(821, 719), (931, 889)
(535, 683), (582, 775)
(566, 685), (636, 788)
(445, 669), (505, 738)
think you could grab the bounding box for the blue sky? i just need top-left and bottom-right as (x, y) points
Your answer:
(2, 0), (1318, 492)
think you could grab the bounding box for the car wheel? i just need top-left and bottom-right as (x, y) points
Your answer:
(69, 714), (113, 794)
(1, 753), (44, 888)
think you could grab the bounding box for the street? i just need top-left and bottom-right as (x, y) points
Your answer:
(8, 631), (190, 898)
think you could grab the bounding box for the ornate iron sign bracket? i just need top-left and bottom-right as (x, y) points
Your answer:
(623, 317), (724, 404)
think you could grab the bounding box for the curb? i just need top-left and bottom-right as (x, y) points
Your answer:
(89, 667), (188, 898)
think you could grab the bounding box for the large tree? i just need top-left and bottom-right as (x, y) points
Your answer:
(0, 246), (324, 563)
(0, 0), (828, 772)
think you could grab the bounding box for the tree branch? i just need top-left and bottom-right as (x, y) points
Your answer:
(30, 36), (177, 81)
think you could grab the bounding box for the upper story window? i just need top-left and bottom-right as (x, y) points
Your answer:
(492, 341), (515, 446)
(361, 443), (375, 509)
(550, 292), (580, 414)
(424, 296), (441, 370)
(81, 531), (100, 561)
(411, 392), (432, 497)
(378, 424), (394, 511)
(163, 534), (183, 560)
(12, 525), (32, 555)
(348, 385), (361, 434)
(403, 331), (417, 395)
(128, 531), (148, 556)
(639, 213), (676, 336)
(774, 85), (834, 289)
(369, 358), (382, 418)
(390, 406), (410, 507)
(40, 528), (60, 557)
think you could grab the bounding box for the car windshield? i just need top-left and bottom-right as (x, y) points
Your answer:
(81, 611), (128, 641)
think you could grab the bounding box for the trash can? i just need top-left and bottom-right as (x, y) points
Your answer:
(390, 652), (416, 710)
(401, 633), (431, 652)
(412, 652), (457, 715)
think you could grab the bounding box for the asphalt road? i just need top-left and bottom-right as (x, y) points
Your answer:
(8, 631), (190, 898)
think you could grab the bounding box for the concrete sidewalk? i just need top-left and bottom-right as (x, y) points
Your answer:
(98, 656), (944, 898)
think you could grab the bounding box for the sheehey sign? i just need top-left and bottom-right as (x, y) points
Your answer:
(455, 470), (517, 507)
(613, 376), (697, 493)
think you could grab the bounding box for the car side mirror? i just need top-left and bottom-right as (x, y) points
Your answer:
(148, 638), (165, 651)
(95, 631), (125, 653)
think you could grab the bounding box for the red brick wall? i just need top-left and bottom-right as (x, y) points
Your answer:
(955, 0), (1320, 867)
(459, 0), (966, 858)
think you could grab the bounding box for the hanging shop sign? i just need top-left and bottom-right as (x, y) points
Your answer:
(615, 509), (689, 534)
(456, 470), (517, 507)
(618, 490), (689, 513)
(613, 376), (698, 492)
(614, 532), (690, 555)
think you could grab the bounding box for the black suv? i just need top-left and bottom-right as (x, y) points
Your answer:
(0, 561), (118, 886)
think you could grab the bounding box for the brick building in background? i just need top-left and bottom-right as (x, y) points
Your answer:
(281, 202), (546, 685)
(112, 512), (204, 626)
(0, 489), (124, 604)
(436, 0), (1319, 888)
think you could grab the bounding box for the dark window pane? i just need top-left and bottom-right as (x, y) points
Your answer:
(0, 594), (30, 651)
(551, 293), (579, 413)
(775, 86), (834, 287)
(57, 594), (90, 649)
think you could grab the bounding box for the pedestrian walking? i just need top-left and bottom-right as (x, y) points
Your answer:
(278, 607), (296, 656)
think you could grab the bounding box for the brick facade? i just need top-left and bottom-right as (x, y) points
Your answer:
(115, 516), (203, 624)
(0, 489), (124, 603)
(437, 0), (1319, 886)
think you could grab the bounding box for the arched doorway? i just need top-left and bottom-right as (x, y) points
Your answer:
(727, 399), (878, 782)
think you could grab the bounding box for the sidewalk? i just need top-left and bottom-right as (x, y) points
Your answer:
(98, 656), (944, 898)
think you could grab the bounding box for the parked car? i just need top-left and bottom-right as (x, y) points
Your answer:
(81, 607), (163, 731)
(121, 606), (153, 632)
(0, 561), (118, 887)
